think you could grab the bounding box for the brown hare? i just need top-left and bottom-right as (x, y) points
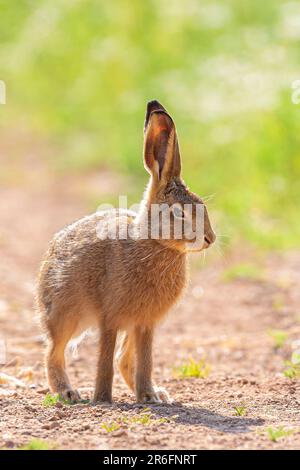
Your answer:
(37, 100), (215, 404)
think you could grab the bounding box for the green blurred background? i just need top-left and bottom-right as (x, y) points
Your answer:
(1, 0), (300, 248)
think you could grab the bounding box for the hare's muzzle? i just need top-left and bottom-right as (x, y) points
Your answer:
(204, 231), (216, 249)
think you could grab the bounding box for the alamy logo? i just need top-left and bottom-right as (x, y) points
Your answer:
(95, 197), (206, 251)
(0, 80), (6, 104)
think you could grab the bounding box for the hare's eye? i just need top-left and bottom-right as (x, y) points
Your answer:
(173, 206), (184, 219)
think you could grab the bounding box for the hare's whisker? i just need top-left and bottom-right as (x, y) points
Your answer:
(140, 245), (170, 261)
(202, 193), (216, 203)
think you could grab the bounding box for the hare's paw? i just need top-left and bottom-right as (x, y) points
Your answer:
(154, 387), (173, 404)
(138, 387), (172, 404)
(92, 390), (113, 404)
(60, 388), (81, 404)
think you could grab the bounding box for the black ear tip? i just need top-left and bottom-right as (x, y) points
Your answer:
(144, 100), (167, 130)
(147, 100), (165, 113)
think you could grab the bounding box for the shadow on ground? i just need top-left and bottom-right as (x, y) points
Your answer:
(97, 402), (265, 434)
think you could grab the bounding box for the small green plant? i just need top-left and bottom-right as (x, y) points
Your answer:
(101, 422), (121, 433)
(42, 393), (61, 407)
(101, 410), (170, 433)
(122, 412), (167, 427)
(283, 353), (300, 379)
(42, 392), (89, 407)
(268, 329), (288, 349)
(20, 439), (52, 450)
(127, 413), (153, 426)
(266, 426), (294, 443)
(173, 357), (210, 379)
(233, 405), (246, 416)
(222, 264), (261, 282)
(42, 393), (69, 407)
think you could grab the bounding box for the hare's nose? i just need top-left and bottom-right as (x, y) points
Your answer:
(204, 231), (216, 246)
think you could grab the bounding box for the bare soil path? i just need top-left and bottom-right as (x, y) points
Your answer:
(1, 163), (300, 450)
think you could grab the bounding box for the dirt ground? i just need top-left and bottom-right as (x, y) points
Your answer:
(1, 151), (300, 450)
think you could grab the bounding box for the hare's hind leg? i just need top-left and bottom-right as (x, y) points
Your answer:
(116, 332), (135, 391)
(45, 307), (81, 403)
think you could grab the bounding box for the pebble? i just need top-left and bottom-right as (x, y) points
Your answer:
(42, 421), (59, 430)
(37, 388), (49, 395)
(111, 429), (127, 438)
(4, 440), (15, 449)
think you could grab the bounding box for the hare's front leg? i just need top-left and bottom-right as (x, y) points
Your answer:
(135, 326), (171, 404)
(93, 325), (117, 403)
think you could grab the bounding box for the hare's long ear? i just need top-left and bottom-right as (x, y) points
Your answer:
(143, 100), (181, 182)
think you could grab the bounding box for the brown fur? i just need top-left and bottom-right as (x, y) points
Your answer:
(37, 100), (215, 404)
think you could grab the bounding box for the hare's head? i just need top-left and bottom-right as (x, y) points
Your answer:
(142, 100), (215, 252)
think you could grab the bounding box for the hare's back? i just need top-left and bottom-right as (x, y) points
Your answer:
(52, 209), (136, 257)
(38, 210), (135, 306)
